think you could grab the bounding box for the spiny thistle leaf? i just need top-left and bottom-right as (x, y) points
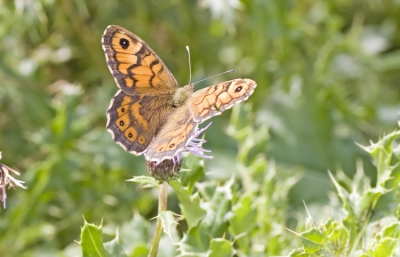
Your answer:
(229, 194), (256, 252)
(370, 237), (396, 257)
(80, 221), (109, 257)
(169, 180), (206, 228)
(299, 228), (326, 254)
(208, 238), (234, 257)
(159, 210), (177, 241)
(127, 176), (160, 188)
(104, 232), (128, 257)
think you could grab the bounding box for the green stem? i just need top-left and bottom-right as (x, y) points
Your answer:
(148, 181), (168, 257)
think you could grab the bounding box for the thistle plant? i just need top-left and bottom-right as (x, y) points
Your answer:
(79, 122), (218, 257)
(77, 109), (400, 257)
(287, 129), (400, 256)
(0, 152), (27, 209)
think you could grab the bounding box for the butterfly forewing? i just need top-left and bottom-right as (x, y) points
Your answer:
(102, 25), (179, 95)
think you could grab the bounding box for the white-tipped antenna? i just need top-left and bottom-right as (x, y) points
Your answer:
(193, 69), (236, 86)
(186, 46), (192, 85)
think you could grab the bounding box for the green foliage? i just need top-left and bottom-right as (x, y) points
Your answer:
(288, 130), (400, 256)
(127, 176), (161, 189)
(1, 0), (400, 256)
(208, 239), (234, 257)
(80, 221), (126, 257)
(169, 180), (206, 228)
(79, 111), (400, 257)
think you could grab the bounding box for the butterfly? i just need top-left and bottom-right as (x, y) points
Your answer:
(102, 25), (256, 163)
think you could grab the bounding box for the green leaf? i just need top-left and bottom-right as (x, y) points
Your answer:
(127, 176), (160, 188)
(180, 153), (205, 193)
(131, 244), (149, 257)
(323, 219), (335, 235)
(208, 238), (233, 257)
(299, 228), (326, 254)
(179, 180), (234, 254)
(328, 171), (354, 217)
(179, 226), (210, 253)
(118, 213), (151, 254)
(327, 222), (349, 254)
(196, 181), (218, 201)
(169, 180), (206, 228)
(159, 210), (177, 241)
(229, 194), (256, 252)
(287, 248), (308, 257)
(371, 237), (396, 257)
(104, 233), (127, 257)
(359, 130), (400, 186)
(201, 179), (233, 236)
(359, 187), (385, 215)
(80, 220), (109, 257)
(379, 223), (400, 238)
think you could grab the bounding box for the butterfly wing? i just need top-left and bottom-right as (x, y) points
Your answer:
(145, 105), (198, 162)
(190, 79), (256, 122)
(102, 25), (179, 95)
(103, 25), (179, 154)
(145, 79), (257, 162)
(107, 90), (174, 155)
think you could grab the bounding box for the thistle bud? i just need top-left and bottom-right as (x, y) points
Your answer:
(146, 155), (182, 181)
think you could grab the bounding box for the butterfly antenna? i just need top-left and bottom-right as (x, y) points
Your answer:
(186, 46), (192, 85)
(193, 69), (236, 86)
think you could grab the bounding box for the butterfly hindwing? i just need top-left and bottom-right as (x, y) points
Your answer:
(107, 90), (174, 155)
(145, 105), (198, 162)
(189, 79), (256, 122)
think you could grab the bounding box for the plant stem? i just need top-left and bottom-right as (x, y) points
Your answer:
(148, 181), (168, 257)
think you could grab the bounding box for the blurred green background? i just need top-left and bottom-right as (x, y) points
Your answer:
(1, 0), (400, 255)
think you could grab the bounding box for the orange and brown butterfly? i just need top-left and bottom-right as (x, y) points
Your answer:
(102, 25), (256, 163)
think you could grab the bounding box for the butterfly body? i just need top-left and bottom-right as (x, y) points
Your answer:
(102, 25), (256, 163)
(171, 84), (193, 107)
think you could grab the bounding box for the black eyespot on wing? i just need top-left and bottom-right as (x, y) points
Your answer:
(128, 133), (133, 138)
(120, 121), (124, 126)
(119, 38), (129, 49)
(235, 86), (243, 93)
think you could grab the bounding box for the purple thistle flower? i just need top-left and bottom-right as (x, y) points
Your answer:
(147, 155), (182, 181)
(147, 123), (213, 181)
(185, 122), (213, 160)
